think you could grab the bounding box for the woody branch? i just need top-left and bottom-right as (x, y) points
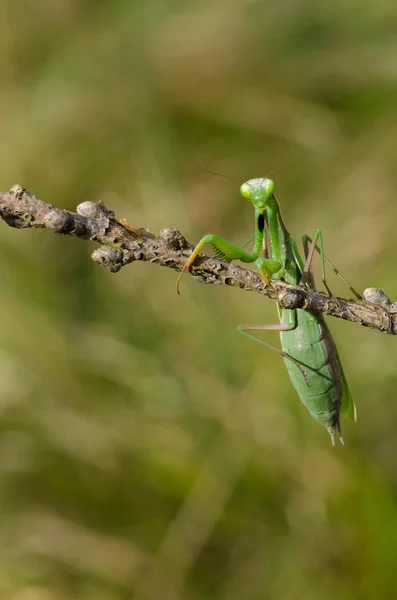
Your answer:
(0, 184), (394, 334)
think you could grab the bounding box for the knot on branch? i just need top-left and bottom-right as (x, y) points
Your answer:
(2, 184), (47, 228)
(76, 201), (115, 220)
(44, 210), (75, 233)
(44, 204), (111, 240)
(363, 287), (391, 309)
(160, 228), (190, 251)
(276, 285), (308, 310)
(91, 246), (124, 272)
(9, 184), (27, 200)
(44, 210), (100, 239)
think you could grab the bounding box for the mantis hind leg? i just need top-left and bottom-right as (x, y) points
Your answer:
(238, 257), (309, 385)
(237, 311), (309, 387)
(301, 230), (362, 300)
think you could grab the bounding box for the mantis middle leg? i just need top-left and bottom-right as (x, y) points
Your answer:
(300, 230), (362, 299)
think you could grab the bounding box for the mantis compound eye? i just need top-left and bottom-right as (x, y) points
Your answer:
(240, 182), (252, 199)
(264, 178), (275, 196)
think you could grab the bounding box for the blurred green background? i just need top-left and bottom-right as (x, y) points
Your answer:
(1, 1), (397, 598)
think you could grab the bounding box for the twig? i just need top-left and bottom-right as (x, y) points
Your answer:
(0, 184), (395, 334)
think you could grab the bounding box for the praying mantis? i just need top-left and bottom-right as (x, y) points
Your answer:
(176, 177), (358, 444)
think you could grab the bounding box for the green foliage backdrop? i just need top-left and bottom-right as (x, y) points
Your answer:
(1, 1), (397, 598)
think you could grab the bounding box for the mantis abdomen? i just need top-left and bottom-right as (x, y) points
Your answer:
(281, 308), (350, 439)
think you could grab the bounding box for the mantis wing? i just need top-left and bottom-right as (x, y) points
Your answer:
(340, 368), (357, 422)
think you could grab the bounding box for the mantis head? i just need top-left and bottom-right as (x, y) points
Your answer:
(240, 178), (275, 210)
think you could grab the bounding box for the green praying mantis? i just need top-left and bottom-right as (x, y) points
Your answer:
(176, 177), (358, 444)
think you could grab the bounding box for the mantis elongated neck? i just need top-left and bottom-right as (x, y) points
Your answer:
(265, 195), (290, 265)
(252, 207), (266, 259)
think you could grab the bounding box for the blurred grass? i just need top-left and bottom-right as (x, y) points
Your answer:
(1, 0), (397, 598)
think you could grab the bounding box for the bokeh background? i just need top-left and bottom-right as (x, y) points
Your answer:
(1, 1), (397, 598)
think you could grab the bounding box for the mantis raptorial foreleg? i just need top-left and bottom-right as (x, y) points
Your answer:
(176, 229), (271, 294)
